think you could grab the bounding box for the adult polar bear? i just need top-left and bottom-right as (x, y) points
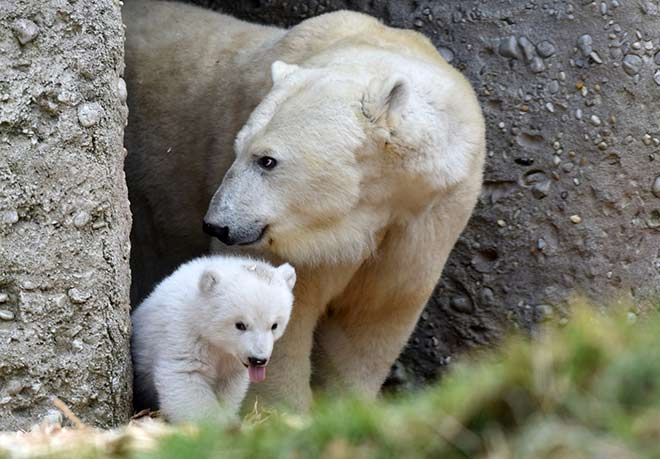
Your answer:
(123, 0), (485, 411)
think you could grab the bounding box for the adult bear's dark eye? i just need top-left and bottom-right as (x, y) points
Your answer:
(271, 323), (278, 331)
(257, 156), (277, 170)
(235, 322), (247, 331)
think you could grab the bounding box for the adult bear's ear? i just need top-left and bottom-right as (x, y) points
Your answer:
(271, 60), (300, 84)
(361, 75), (411, 133)
(199, 269), (221, 294)
(277, 263), (296, 290)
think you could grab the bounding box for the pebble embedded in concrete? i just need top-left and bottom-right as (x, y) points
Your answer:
(41, 410), (63, 427)
(654, 70), (660, 86)
(518, 36), (536, 62)
(67, 288), (91, 304)
(536, 40), (556, 58)
(0, 293), (7, 303)
(0, 210), (19, 225)
(73, 211), (91, 228)
(117, 78), (128, 103)
(12, 19), (39, 45)
(622, 54), (643, 76)
(450, 295), (473, 313)
(653, 176), (660, 198)
(590, 115), (601, 126)
(530, 56), (545, 73)
(77, 102), (103, 127)
(499, 36), (522, 60)
(438, 47), (454, 63)
(577, 34), (593, 57)
(570, 215), (582, 224)
(0, 310), (15, 321)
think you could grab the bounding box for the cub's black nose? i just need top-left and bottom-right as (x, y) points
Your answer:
(202, 221), (233, 245)
(248, 357), (267, 367)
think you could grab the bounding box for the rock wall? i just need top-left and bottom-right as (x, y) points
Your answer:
(186, 0), (660, 386)
(0, 0), (132, 429)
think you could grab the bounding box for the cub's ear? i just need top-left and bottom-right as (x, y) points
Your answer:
(361, 75), (411, 132)
(271, 60), (300, 84)
(199, 269), (221, 294)
(277, 263), (296, 290)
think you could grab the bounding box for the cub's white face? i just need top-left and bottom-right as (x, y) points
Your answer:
(197, 262), (296, 382)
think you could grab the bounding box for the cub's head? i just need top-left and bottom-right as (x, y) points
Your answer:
(204, 56), (483, 265)
(197, 260), (296, 382)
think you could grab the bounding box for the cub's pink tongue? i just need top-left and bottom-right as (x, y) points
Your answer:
(248, 365), (266, 382)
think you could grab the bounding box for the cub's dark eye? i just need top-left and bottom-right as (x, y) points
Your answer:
(235, 322), (247, 331)
(271, 323), (278, 331)
(257, 156), (277, 170)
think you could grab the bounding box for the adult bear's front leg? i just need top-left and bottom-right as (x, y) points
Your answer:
(312, 296), (428, 397)
(311, 211), (460, 397)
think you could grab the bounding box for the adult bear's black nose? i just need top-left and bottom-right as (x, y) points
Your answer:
(248, 357), (267, 367)
(202, 221), (234, 245)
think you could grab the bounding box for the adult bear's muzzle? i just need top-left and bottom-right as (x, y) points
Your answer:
(202, 220), (267, 246)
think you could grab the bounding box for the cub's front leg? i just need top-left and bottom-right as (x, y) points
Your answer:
(154, 361), (230, 424)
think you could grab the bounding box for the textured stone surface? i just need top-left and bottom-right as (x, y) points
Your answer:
(184, 0), (660, 387)
(0, 0), (132, 429)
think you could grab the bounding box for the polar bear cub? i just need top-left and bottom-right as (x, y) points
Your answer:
(131, 255), (296, 423)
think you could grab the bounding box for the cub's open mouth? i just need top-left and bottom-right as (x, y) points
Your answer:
(247, 365), (267, 382)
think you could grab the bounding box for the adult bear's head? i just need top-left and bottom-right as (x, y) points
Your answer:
(204, 55), (483, 266)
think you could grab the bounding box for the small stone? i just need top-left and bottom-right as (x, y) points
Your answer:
(67, 288), (91, 304)
(413, 18), (424, 28)
(652, 176), (660, 198)
(553, 155), (561, 166)
(654, 70), (660, 86)
(12, 19), (39, 45)
(590, 51), (603, 64)
(627, 312), (638, 323)
(530, 56), (545, 73)
(643, 134), (652, 145)
(73, 211), (91, 228)
(655, 51), (660, 65)
(537, 238), (546, 250)
(558, 71), (566, 81)
(117, 78), (127, 103)
(480, 287), (494, 304)
(0, 293), (7, 303)
(545, 102), (555, 113)
(450, 296), (472, 313)
(570, 215), (582, 224)
(622, 54), (643, 76)
(518, 36), (536, 61)
(0, 310), (15, 321)
(499, 36), (522, 60)
(632, 42), (642, 50)
(537, 304), (554, 322)
(577, 34), (593, 57)
(41, 410), (63, 427)
(0, 210), (19, 225)
(598, 141), (608, 150)
(590, 115), (601, 126)
(77, 102), (103, 127)
(547, 80), (560, 93)
(573, 178), (580, 186)
(536, 40), (556, 58)
(21, 281), (36, 290)
(497, 219), (506, 227)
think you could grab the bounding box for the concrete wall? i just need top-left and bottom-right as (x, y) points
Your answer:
(0, 0), (132, 429)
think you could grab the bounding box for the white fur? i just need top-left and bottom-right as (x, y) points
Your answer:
(131, 256), (295, 423)
(124, 2), (485, 412)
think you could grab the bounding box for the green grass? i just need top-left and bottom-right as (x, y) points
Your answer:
(146, 301), (660, 459)
(3, 299), (659, 459)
